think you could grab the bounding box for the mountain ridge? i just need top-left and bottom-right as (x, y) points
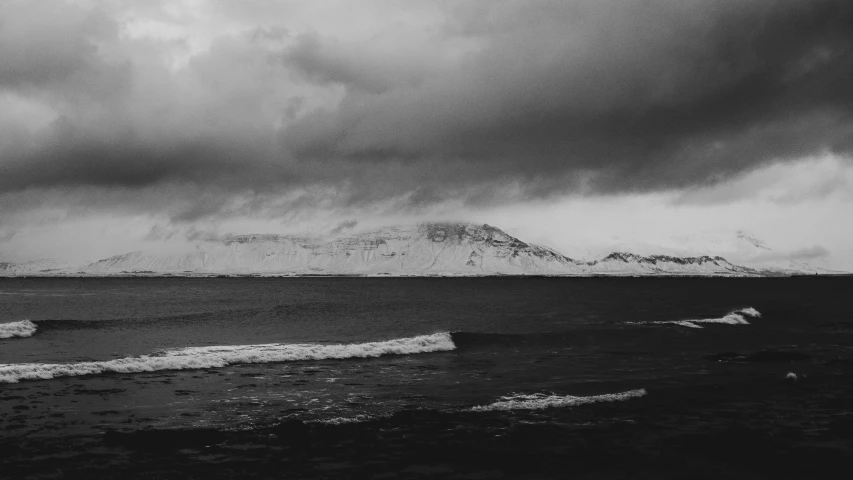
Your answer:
(0, 222), (844, 277)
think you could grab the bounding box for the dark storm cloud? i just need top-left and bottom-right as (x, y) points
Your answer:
(2, 0), (853, 215)
(0, 1), (128, 98)
(280, 0), (853, 193)
(0, 122), (275, 192)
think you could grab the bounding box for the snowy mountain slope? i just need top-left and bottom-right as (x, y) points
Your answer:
(0, 259), (78, 275)
(1, 222), (842, 276)
(83, 223), (582, 275)
(583, 252), (752, 275)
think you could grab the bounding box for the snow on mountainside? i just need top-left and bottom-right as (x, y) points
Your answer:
(584, 252), (750, 275)
(0, 222), (841, 277)
(0, 259), (77, 275)
(83, 223), (578, 275)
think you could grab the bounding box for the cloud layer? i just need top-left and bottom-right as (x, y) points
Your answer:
(1, 0), (852, 224)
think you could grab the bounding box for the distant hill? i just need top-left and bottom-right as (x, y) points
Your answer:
(1, 222), (843, 276)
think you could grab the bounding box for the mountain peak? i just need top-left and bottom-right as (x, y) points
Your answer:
(2, 222), (835, 277)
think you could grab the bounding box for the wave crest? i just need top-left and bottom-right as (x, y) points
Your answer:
(311, 415), (378, 425)
(0, 320), (37, 339)
(736, 307), (761, 318)
(471, 388), (647, 412)
(0, 332), (455, 384)
(635, 307), (761, 329)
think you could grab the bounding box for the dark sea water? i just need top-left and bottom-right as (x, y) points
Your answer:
(1, 277), (852, 479)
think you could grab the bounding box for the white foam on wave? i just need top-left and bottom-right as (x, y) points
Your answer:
(471, 388), (647, 412)
(671, 320), (704, 329)
(672, 311), (751, 328)
(737, 307), (761, 318)
(0, 320), (37, 339)
(311, 414), (379, 425)
(635, 307), (761, 329)
(0, 332), (455, 384)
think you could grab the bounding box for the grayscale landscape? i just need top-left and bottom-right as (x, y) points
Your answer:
(1, 1), (852, 479)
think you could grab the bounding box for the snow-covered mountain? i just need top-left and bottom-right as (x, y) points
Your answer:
(583, 252), (750, 276)
(0, 259), (78, 275)
(83, 223), (579, 276)
(0, 222), (843, 276)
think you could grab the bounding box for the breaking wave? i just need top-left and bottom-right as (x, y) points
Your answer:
(0, 332), (455, 384)
(311, 415), (379, 425)
(0, 320), (37, 339)
(737, 307), (761, 317)
(472, 389), (647, 412)
(635, 307), (761, 329)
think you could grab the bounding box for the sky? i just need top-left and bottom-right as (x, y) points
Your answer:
(1, 0), (852, 269)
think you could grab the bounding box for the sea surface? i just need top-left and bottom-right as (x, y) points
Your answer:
(1, 277), (852, 479)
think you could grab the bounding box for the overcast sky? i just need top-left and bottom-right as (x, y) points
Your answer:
(1, 0), (852, 269)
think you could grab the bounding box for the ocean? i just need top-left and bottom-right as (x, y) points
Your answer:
(1, 277), (851, 479)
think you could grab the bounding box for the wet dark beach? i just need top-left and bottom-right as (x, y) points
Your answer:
(2, 277), (852, 478)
